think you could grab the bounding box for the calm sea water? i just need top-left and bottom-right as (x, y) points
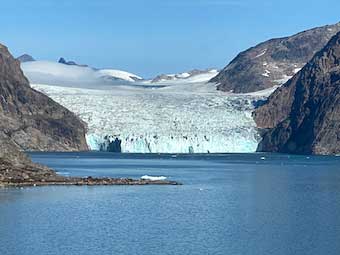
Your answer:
(1, 152), (340, 255)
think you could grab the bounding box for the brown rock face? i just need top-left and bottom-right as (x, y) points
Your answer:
(0, 43), (88, 152)
(253, 32), (340, 155)
(211, 23), (340, 93)
(0, 131), (57, 182)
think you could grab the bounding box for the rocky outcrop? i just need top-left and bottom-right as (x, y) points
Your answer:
(0, 43), (88, 151)
(58, 57), (88, 67)
(151, 68), (218, 83)
(253, 32), (340, 155)
(0, 131), (58, 182)
(17, 54), (35, 63)
(211, 23), (340, 93)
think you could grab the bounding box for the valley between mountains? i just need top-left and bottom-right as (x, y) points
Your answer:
(1, 22), (340, 183)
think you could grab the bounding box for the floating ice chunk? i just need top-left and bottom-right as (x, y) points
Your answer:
(141, 175), (167, 181)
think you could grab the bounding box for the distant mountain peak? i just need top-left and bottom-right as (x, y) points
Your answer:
(17, 54), (35, 63)
(58, 57), (88, 67)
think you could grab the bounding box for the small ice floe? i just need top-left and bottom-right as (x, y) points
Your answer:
(141, 175), (167, 181)
(261, 157), (266, 160)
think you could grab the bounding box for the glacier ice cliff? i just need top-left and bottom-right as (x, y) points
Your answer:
(31, 80), (267, 153)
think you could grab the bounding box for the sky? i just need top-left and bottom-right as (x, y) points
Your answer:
(1, 0), (340, 78)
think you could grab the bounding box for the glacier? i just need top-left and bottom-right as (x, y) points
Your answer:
(23, 61), (269, 153)
(31, 81), (266, 153)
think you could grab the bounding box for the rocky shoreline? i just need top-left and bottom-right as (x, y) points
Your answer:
(0, 160), (181, 187)
(0, 178), (181, 187)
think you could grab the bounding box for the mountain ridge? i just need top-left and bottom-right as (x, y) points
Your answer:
(253, 31), (340, 155)
(0, 43), (88, 152)
(211, 22), (340, 93)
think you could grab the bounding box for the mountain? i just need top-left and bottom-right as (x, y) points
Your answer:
(97, 69), (142, 82)
(58, 57), (88, 67)
(0, 43), (88, 151)
(149, 69), (219, 84)
(21, 60), (143, 86)
(253, 31), (340, 155)
(211, 22), (340, 93)
(17, 54), (35, 63)
(56, 58), (142, 82)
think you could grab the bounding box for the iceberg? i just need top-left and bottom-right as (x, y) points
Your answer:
(141, 176), (167, 181)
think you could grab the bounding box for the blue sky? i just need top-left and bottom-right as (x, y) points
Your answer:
(1, 0), (340, 78)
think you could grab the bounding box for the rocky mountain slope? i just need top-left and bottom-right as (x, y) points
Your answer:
(211, 22), (340, 93)
(253, 31), (340, 155)
(150, 69), (218, 83)
(0, 132), (62, 184)
(0, 43), (88, 151)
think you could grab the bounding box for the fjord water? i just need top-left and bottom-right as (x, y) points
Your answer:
(1, 153), (340, 255)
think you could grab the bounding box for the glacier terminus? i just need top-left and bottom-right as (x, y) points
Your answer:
(23, 61), (269, 153)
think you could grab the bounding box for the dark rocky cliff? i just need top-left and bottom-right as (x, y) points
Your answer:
(0, 43), (88, 151)
(253, 32), (340, 155)
(211, 23), (340, 93)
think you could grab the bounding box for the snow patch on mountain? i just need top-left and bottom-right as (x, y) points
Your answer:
(98, 69), (142, 82)
(147, 69), (219, 84)
(21, 61), (143, 87)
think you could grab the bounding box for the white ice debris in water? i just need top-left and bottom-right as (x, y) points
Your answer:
(141, 175), (167, 181)
(25, 63), (267, 153)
